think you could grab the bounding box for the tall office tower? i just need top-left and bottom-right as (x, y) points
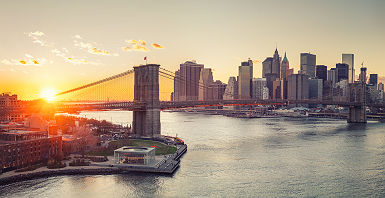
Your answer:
(378, 82), (384, 91)
(316, 65), (327, 82)
(272, 79), (281, 99)
(265, 73), (279, 99)
(178, 61), (204, 101)
(287, 74), (309, 100)
(238, 59), (253, 99)
(198, 68), (213, 101)
(262, 57), (273, 78)
(173, 70), (181, 101)
(327, 69), (337, 86)
(272, 48), (281, 77)
(342, 54), (354, 83)
(300, 53), (316, 77)
(369, 74), (378, 87)
(252, 78), (268, 100)
(359, 67), (367, 84)
(281, 52), (289, 79)
(224, 77), (238, 100)
(336, 63), (349, 82)
(208, 80), (227, 101)
(309, 78), (323, 100)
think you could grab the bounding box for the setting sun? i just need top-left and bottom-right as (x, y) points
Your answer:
(39, 88), (57, 102)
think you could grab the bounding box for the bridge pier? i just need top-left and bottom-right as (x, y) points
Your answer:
(132, 64), (161, 138)
(347, 82), (367, 123)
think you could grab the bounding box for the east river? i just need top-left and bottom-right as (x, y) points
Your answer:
(1, 111), (385, 197)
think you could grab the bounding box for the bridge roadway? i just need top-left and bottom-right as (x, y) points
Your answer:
(54, 99), (385, 112)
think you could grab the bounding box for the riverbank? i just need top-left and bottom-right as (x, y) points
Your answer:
(0, 144), (187, 186)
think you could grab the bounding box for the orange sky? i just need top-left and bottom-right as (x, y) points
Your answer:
(1, 0), (384, 100)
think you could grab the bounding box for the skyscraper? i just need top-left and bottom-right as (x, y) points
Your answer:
(224, 77), (238, 100)
(281, 52), (289, 79)
(300, 53), (316, 77)
(336, 63), (349, 82)
(287, 74), (309, 100)
(262, 57), (273, 78)
(198, 68), (213, 101)
(316, 65), (327, 82)
(327, 69), (337, 86)
(252, 78), (268, 100)
(175, 61), (204, 101)
(272, 48), (281, 77)
(342, 54), (354, 83)
(238, 59), (253, 99)
(359, 67), (367, 84)
(369, 74), (378, 87)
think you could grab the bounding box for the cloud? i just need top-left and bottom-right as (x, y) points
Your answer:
(151, 43), (164, 49)
(26, 31), (50, 47)
(73, 35), (117, 56)
(52, 48), (99, 65)
(122, 39), (152, 52)
(1, 54), (49, 66)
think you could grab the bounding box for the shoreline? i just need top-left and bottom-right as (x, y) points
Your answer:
(0, 144), (187, 186)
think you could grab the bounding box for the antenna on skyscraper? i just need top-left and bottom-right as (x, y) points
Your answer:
(361, 61), (364, 68)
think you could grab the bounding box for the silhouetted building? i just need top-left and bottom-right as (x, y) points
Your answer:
(262, 57), (273, 78)
(336, 63), (349, 82)
(359, 67), (367, 84)
(265, 73), (279, 99)
(281, 52), (289, 79)
(316, 65), (327, 82)
(369, 74), (378, 87)
(272, 48), (281, 77)
(300, 53), (316, 77)
(342, 54), (354, 83)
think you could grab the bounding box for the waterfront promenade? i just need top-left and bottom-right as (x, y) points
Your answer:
(0, 144), (187, 186)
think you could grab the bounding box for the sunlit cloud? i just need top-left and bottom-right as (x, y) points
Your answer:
(52, 48), (100, 65)
(26, 31), (51, 47)
(151, 43), (164, 49)
(73, 35), (117, 56)
(1, 54), (49, 66)
(122, 39), (151, 52)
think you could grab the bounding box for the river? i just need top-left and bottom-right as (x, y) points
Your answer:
(1, 111), (385, 197)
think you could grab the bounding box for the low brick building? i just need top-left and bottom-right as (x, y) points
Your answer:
(0, 130), (62, 173)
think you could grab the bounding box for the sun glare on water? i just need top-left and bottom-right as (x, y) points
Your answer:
(40, 88), (57, 102)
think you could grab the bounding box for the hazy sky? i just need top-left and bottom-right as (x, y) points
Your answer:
(1, 0), (384, 99)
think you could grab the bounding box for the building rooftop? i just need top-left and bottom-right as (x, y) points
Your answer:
(114, 146), (155, 154)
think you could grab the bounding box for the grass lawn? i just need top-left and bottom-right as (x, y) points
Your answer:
(87, 139), (177, 156)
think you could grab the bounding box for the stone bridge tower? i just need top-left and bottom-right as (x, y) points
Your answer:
(347, 82), (367, 123)
(132, 64), (161, 138)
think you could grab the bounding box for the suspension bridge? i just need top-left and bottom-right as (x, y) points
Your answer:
(3, 64), (384, 138)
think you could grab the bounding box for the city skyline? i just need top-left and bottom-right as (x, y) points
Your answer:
(1, 0), (385, 99)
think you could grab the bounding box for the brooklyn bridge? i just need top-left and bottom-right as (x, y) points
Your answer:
(2, 64), (384, 138)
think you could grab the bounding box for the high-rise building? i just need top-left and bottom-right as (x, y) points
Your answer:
(369, 74), (378, 87)
(281, 52), (289, 79)
(288, 74), (309, 100)
(300, 53), (316, 77)
(238, 59), (253, 99)
(309, 78), (323, 100)
(359, 67), (367, 84)
(252, 78), (268, 100)
(198, 68), (213, 101)
(224, 77), (238, 100)
(208, 80), (227, 101)
(288, 68), (294, 77)
(316, 65), (327, 82)
(327, 69), (337, 86)
(175, 61), (204, 101)
(272, 48), (281, 77)
(262, 57), (273, 78)
(336, 63), (349, 82)
(272, 79), (281, 99)
(265, 73), (279, 99)
(378, 82), (384, 91)
(342, 54), (354, 83)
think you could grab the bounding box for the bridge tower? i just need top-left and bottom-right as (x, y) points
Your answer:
(132, 64), (161, 138)
(347, 82), (367, 123)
